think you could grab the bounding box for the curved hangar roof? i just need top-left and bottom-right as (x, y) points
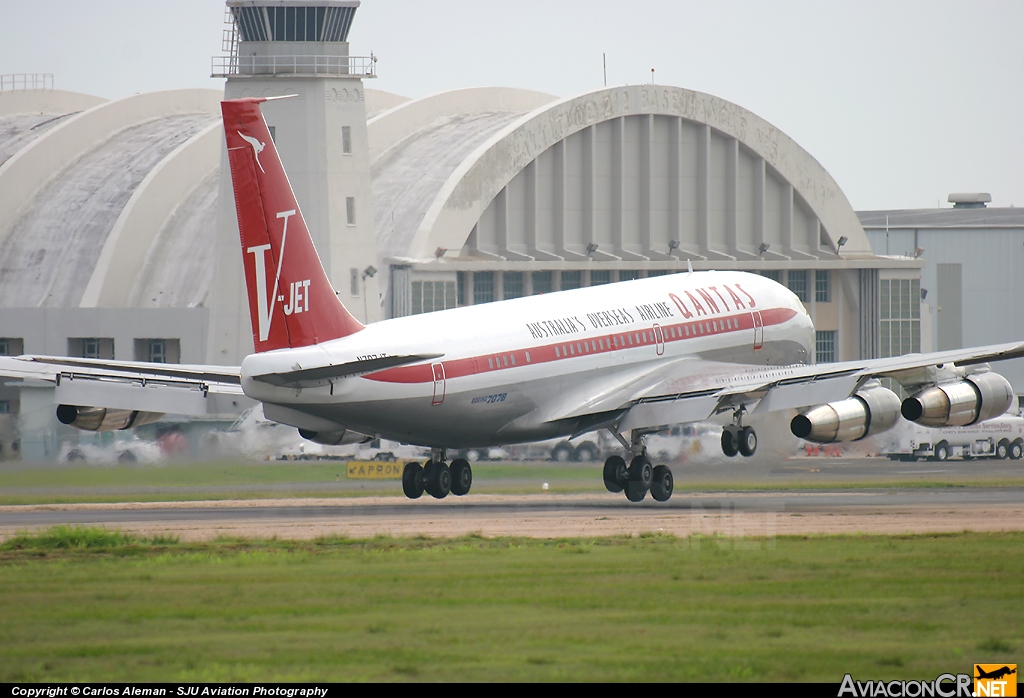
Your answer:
(375, 85), (871, 264)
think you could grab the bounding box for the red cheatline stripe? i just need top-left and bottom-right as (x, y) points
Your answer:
(364, 307), (797, 384)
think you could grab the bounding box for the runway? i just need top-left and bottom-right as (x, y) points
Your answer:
(2, 486), (1022, 540)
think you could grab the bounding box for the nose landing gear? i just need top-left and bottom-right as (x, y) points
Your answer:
(401, 449), (474, 500)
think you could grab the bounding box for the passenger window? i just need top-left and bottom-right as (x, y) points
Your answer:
(555, 346), (560, 357)
(569, 345), (575, 355)
(510, 354), (516, 365)
(584, 342), (590, 352)
(576, 343), (582, 354)
(526, 351), (531, 363)
(598, 339), (604, 350)
(628, 335), (634, 345)
(488, 358), (494, 369)
(713, 321), (717, 332)
(503, 356), (508, 367)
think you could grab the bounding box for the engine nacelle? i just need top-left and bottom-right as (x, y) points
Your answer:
(790, 385), (902, 443)
(297, 428), (372, 446)
(56, 405), (164, 432)
(901, 372), (1013, 427)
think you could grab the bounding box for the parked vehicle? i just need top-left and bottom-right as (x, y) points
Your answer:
(883, 411), (1024, 462)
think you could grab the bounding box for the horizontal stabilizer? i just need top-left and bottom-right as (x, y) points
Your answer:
(252, 353), (443, 388)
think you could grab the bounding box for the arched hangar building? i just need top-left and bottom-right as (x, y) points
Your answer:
(0, 1), (925, 456)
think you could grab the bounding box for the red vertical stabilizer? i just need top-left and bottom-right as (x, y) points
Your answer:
(222, 98), (364, 353)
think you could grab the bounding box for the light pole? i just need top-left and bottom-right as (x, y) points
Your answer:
(362, 265), (377, 322)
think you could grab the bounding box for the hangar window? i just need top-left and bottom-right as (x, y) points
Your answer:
(647, 270), (669, 277)
(880, 278), (921, 358)
(346, 197), (356, 226)
(816, 331), (836, 364)
(590, 270), (611, 286)
(532, 271), (552, 295)
(787, 270), (809, 302)
(761, 270), (782, 283)
(473, 272), (494, 304)
(268, 126), (277, 144)
(0, 401), (8, 414)
(350, 268), (360, 297)
(0, 338), (23, 356)
(69, 338), (114, 360)
(815, 271), (831, 303)
(342, 126), (352, 155)
(411, 281), (457, 315)
(503, 272), (524, 300)
(134, 339), (180, 364)
(619, 270), (641, 282)
(561, 271), (582, 290)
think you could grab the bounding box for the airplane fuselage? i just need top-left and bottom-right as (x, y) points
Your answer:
(240, 270), (815, 447)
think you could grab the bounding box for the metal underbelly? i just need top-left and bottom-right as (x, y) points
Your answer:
(266, 336), (809, 449)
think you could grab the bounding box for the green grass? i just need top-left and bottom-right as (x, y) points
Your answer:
(2, 459), (1022, 505)
(0, 528), (1020, 681)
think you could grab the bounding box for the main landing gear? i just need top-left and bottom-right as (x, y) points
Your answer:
(402, 449), (473, 499)
(721, 408), (757, 458)
(603, 430), (674, 503)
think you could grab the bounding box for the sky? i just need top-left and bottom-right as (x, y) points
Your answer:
(2, 0), (1021, 211)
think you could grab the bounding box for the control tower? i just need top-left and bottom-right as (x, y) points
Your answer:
(209, 0), (380, 364)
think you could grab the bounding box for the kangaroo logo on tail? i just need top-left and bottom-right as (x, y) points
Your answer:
(238, 132), (266, 172)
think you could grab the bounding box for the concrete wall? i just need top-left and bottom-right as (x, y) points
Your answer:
(80, 121), (223, 307)
(0, 89), (221, 247)
(866, 225), (1024, 390)
(0, 307), (209, 363)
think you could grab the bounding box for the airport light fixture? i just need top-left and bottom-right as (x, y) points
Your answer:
(668, 240), (680, 254)
(914, 247), (925, 258)
(836, 236), (849, 254)
(587, 242), (599, 258)
(758, 242), (770, 258)
(434, 247), (447, 259)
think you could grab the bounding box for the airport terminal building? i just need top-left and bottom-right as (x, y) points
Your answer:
(0, 0), (977, 459)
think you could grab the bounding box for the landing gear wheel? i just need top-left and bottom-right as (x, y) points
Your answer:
(738, 426), (757, 457)
(552, 442), (574, 462)
(997, 440), (1010, 460)
(933, 441), (949, 462)
(651, 465), (674, 502)
(625, 456), (652, 502)
(1011, 440), (1023, 460)
(721, 426), (739, 457)
(603, 456), (627, 493)
(449, 459), (472, 496)
(423, 460), (451, 499)
(402, 462), (425, 499)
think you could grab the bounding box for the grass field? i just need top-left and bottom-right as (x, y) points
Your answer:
(2, 459), (1022, 505)
(0, 527), (1020, 682)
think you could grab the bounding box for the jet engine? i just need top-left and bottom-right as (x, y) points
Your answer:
(297, 429), (372, 446)
(790, 383), (901, 443)
(56, 405), (164, 432)
(900, 372), (1013, 427)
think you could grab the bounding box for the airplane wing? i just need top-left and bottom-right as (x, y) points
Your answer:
(0, 355), (250, 419)
(610, 341), (1024, 433)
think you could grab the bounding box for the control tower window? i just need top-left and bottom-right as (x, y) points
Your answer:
(233, 6), (355, 43)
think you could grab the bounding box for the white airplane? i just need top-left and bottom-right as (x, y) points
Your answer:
(3, 97), (1023, 503)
